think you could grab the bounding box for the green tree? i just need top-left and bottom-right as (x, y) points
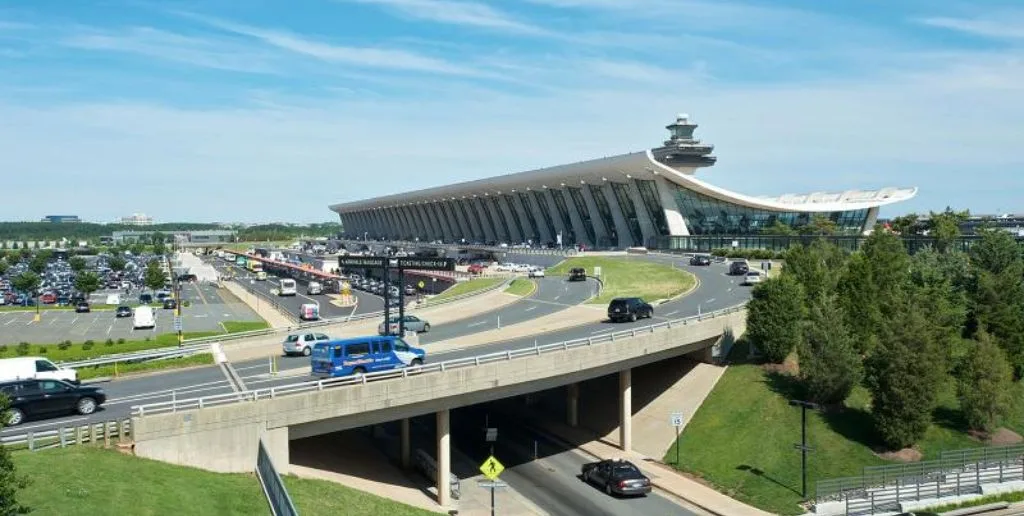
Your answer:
(129, 243), (146, 256)
(0, 395), (29, 514)
(68, 256), (87, 273)
(909, 248), (969, 368)
(798, 214), (838, 235)
(888, 213), (923, 235)
(10, 272), (40, 297)
(783, 239), (846, 302)
(27, 255), (47, 275)
(837, 230), (910, 354)
(865, 305), (945, 449)
(760, 220), (797, 236)
(107, 255), (126, 273)
(152, 241), (167, 256)
(74, 272), (101, 299)
(968, 229), (1024, 376)
(799, 295), (862, 405)
(926, 207), (969, 253)
(746, 275), (805, 363)
(0, 260), (7, 276)
(144, 260), (166, 293)
(957, 332), (1014, 433)
(16, 249), (29, 261)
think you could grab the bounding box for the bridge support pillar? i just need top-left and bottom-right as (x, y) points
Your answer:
(436, 409), (451, 507)
(400, 418), (411, 470)
(619, 369), (632, 453)
(566, 383), (580, 427)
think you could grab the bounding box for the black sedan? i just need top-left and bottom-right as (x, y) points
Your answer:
(581, 459), (653, 496)
(115, 305), (133, 318)
(163, 298), (177, 310)
(1, 379), (107, 426)
(689, 254), (712, 266)
(75, 302), (90, 313)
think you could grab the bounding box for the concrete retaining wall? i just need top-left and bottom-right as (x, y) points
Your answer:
(132, 310), (746, 472)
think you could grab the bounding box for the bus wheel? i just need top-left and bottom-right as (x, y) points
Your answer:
(410, 358), (423, 367)
(353, 367), (366, 376)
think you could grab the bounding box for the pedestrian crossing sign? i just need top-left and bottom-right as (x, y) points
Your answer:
(480, 455), (505, 480)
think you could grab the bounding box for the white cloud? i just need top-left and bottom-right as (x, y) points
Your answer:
(342, 0), (546, 34)
(62, 26), (281, 74)
(919, 14), (1024, 40)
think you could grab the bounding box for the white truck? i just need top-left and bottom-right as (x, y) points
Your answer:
(0, 357), (78, 384)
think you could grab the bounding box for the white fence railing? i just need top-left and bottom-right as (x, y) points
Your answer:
(1, 419), (130, 450)
(132, 302), (746, 416)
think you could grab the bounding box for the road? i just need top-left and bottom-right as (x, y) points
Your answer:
(0, 281), (261, 345)
(4, 256), (748, 439)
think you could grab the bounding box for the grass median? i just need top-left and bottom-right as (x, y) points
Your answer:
(547, 257), (695, 304)
(78, 353), (215, 380)
(504, 279), (536, 296)
(430, 277), (504, 302)
(665, 340), (1024, 515)
(13, 446), (435, 516)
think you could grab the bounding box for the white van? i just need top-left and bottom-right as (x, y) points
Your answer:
(133, 306), (156, 330)
(307, 281), (323, 295)
(0, 357), (77, 384)
(106, 293), (121, 305)
(279, 279), (297, 297)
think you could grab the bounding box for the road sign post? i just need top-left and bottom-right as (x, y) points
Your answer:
(670, 412), (684, 465)
(338, 256), (455, 337)
(479, 456), (506, 516)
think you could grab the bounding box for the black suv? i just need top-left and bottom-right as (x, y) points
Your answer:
(607, 297), (653, 322)
(0, 379), (107, 426)
(689, 255), (712, 266)
(115, 306), (133, 318)
(568, 267), (587, 281)
(139, 293), (153, 304)
(729, 261), (749, 275)
(163, 298), (177, 310)
(75, 302), (90, 313)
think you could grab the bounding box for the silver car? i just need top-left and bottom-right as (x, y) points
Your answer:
(377, 315), (431, 335)
(282, 332), (331, 356)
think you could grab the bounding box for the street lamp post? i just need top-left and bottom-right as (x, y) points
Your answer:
(788, 399), (818, 500)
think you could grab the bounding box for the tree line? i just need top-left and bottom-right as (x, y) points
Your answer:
(747, 228), (1023, 449)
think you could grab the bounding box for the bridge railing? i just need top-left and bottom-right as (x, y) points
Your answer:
(1, 419), (131, 450)
(132, 302), (746, 416)
(256, 438), (298, 516)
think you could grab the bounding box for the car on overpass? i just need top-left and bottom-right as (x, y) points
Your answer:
(581, 459), (652, 497)
(378, 315), (431, 335)
(311, 336), (425, 377)
(282, 332), (331, 356)
(1, 379), (106, 426)
(689, 254), (712, 266)
(607, 297), (653, 323)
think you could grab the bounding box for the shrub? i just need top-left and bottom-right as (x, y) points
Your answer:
(117, 338), (125, 345)
(105, 338), (114, 346)
(82, 340), (94, 351)
(746, 275), (805, 363)
(15, 342), (30, 356)
(58, 340), (72, 350)
(0, 345), (7, 354)
(145, 336), (151, 342)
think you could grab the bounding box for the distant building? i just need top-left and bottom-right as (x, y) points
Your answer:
(111, 229), (236, 245)
(120, 213), (153, 226)
(41, 215), (81, 223)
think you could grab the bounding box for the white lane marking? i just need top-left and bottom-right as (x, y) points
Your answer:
(105, 379), (230, 405)
(727, 288), (733, 292)
(466, 321), (487, 328)
(7, 417), (88, 432)
(706, 298), (716, 303)
(4, 319), (15, 326)
(106, 325), (113, 335)
(664, 310), (678, 316)
(48, 317), (58, 326)
(71, 316), (79, 325)
(552, 295), (560, 301)
(524, 305), (537, 312)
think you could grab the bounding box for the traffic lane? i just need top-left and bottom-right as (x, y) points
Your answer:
(417, 277), (598, 345)
(453, 406), (696, 516)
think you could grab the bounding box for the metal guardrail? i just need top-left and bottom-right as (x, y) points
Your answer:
(1, 419), (130, 450)
(61, 344), (210, 368)
(132, 302), (746, 416)
(256, 438), (298, 516)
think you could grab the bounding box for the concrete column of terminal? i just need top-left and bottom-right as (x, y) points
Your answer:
(424, 203), (446, 241)
(579, 184), (612, 247)
(416, 204), (440, 241)
(567, 383), (580, 427)
(601, 182), (637, 248)
(436, 409), (452, 507)
(619, 369), (632, 453)
(483, 196), (510, 243)
(472, 197), (498, 242)
(370, 209), (388, 238)
(497, 195), (524, 243)
(434, 202), (456, 242)
(386, 207), (405, 239)
(625, 179), (660, 248)
(444, 200), (469, 241)
(404, 205), (425, 240)
(653, 176), (690, 236)
(540, 189), (573, 245)
(401, 418), (411, 469)
(560, 187), (593, 248)
(511, 193), (540, 243)
(396, 206), (416, 240)
(525, 191), (554, 244)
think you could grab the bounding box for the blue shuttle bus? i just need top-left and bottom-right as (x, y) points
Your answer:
(311, 336), (426, 378)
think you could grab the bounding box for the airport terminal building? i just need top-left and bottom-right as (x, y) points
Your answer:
(330, 115), (917, 250)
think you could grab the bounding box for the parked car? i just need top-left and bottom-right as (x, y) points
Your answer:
(75, 302), (90, 313)
(0, 379), (106, 426)
(378, 315), (431, 335)
(607, 297), (653, 323)
(528, 268), (546, 278)
(282, 332), (331, 356)
(139, 293), (153, 304)
(115, 306), (133, 318)
(162, 298), (177, 310)
(580, 459), (652, 496)
(728, 261), (749, 275)
(568, 267), (587, 281)
(307, 281), (323, 295)
(467, 264), (484, 275)
(689, 254), (712, 266)
(742, 271), (763, 286)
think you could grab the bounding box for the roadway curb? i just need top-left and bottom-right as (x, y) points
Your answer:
(505, 278), (538, 298)
(656, 271), (701, 306)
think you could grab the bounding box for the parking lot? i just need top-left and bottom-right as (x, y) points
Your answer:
(0, 281), (263, 345)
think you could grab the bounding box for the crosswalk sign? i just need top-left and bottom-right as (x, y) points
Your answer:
(480, 455), (505, 480)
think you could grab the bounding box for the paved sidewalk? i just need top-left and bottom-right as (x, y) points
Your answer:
(220, 280), (294, 329)
(535, 421), (773, 516)
(425, 304), (605, 354)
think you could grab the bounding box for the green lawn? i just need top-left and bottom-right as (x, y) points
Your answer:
(666, 340), (1024, 515)
(504, 279), (536, 296)
(12, 447), (434, 516)
(220, 320), (270, 333)
(430, 277), (504, 302)
(78, 353), (215, 380)
(547, 257), (696, 304)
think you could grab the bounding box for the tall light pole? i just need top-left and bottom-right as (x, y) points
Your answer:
(788, 399), (818, 499)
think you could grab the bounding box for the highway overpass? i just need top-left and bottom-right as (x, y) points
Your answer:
(130, 304), (745, 507)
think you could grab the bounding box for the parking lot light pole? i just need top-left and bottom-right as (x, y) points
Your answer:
(788, 399), (818, 500)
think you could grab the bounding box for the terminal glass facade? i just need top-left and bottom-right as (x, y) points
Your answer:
(634, 179), (670, 236)
(531, 191), (558, 241)
(670, 186), (871, 235)
(588, 185), (618, 246)
(501, 195), (526, 242)
(516, 192), (542, 242)
(549, 189), (577, 244)
(566, 187), (596, 244)
(609, 182), (644, 247)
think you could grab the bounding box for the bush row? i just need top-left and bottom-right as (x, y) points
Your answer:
(0, 337), (152, 356)
(708, 248), (786, 260)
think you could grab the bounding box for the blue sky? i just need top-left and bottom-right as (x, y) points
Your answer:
(0, 0), (1022, 223)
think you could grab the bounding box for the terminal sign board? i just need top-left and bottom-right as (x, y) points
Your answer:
(396, 257), (455, 271)
(338, 256), (387, 269)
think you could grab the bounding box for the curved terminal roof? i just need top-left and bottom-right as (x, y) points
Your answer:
(329, 150), (917, 214)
